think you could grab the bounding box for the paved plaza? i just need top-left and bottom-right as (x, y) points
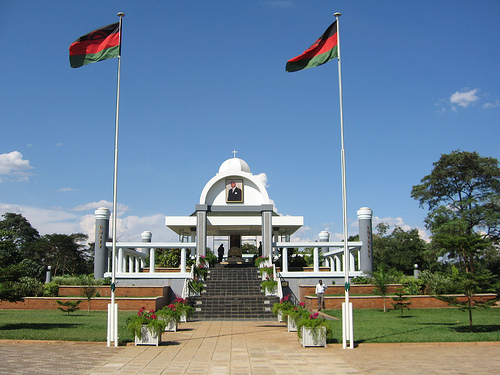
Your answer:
(1, 320), (499, 375)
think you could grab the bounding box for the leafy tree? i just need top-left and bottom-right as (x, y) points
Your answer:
(411, 150), (500, 273)
(373, 223), (430, 274)
(81, 276), (98, 313)
(0, 213), (40, 248)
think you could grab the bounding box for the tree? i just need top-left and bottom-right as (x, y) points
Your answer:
(411, 150), (500, 327)
(412, 151), (500, 272)
(370, 267), (397, 313)
(373, 223), (430, 274)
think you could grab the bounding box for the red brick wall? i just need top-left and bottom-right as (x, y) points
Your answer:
(299, 284), (401, 302)
(304, 294), (497, 310)
(57, 286), (168, 297)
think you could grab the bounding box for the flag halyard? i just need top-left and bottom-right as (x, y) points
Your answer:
(286, 21), (338, 72)
(69, 22), (120, 68)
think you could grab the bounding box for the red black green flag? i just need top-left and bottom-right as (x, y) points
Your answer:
(286, 21), (338, 72)
(69, 22), (120, 68)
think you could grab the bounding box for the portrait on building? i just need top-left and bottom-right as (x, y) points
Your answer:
(226, 179), (243, 203)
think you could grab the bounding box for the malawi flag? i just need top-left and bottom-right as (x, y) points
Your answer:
(286, 21), (338, 72)
(69, 22), (120, 68)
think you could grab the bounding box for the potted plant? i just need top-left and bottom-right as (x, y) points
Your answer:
(297, 312), (331, 347)
(259, 266), (274, 280)
(173, 297), (194, 322)
(127, 307), (166, 346)
(193, 263), (208, 280)
(188, 277), (205, 296)
(261, 276), (278, 296)
(157, 303), (181, 332)
(254, 256), (267, 268)
(271, 294), (294, 322)
(282, 302), (308, 332)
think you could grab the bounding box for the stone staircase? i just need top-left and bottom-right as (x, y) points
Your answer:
(191, 264), (279, 320)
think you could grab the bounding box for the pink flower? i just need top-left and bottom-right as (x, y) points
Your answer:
(309, 312), (319, 319)
(299, 302), (305, 308)
(151, 314), (156, 319)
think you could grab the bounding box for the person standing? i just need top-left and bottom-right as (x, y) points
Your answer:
(315, 279), (328, 311)
(217, 244), (225, 263)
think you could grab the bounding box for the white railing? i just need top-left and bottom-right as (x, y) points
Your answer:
(274, 241), (364, 277)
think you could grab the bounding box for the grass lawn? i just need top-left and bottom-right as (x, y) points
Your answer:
(324, 308), (500, 343)
(0, 310), (137, 343)
(1, 308), (499, 344)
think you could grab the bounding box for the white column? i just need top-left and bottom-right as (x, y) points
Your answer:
(282, 247), (288, 272)
(313, 247), (319, 272)
(181, 248), (187, 273)
(149, 248), (156, 273)
(118, 248), (123, 273)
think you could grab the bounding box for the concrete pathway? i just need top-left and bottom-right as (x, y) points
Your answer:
(1, 320), (499, 375)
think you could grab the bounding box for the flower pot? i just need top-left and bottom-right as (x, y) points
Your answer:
(165, 319), (178, 332)
(300, 326), (326, 347)
(180, 311), (189, 323)
(277, 310), (283, 323)
(287, 316), (297, 332)
(135, 325), (161, 346)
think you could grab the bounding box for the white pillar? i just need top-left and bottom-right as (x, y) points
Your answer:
(181, 248), (187, 273)
(149, 248), (155, 273)
(128, 255), (133, 273)
(118, 248), (123, 273)
(313, 247), (319, 272)
(282, 247), (288, 272)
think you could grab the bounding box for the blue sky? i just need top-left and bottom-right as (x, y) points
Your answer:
(1, 1), (499, 245)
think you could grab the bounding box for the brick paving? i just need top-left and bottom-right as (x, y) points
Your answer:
(1, 321), (499, 375)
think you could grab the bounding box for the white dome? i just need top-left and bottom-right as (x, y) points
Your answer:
(218, 158), (251, 174)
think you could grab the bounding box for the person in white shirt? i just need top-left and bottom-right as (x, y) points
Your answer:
(315, 279), (328, 311)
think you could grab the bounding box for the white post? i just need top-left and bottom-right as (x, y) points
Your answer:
(282, 248), (288, 273)
(313, 247), (319, 273)
(149, 248), (156, 273)
(181, 248), (187, 273)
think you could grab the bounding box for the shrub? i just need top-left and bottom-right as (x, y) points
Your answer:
(43, 282), (59, 297)
(351, 276), (368, 284)
(15, 277), (43, 297)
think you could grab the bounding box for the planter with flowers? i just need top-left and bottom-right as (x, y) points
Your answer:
(259, 266), (274, 280)
(261, 277), (278, 296)
(173, 297), (194, 323)
(193, 263), (208, 281)
(272, 294), (294, 322)
(157, 303), (181, 332)
(254, 256), (267, 268)
(282, 302), (309, 332)
(187, 277), (205, 297)
(297, 312), (331, 347)
(127, 307), (166, 346)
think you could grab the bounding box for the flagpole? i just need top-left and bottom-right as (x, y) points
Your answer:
(334, 12), (354, 350)
(109, 11), (124, 348)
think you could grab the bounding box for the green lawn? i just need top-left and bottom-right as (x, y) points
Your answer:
(324, 308), (500, 343)
(0, 310), (137, 342)
(0, 308), (499, 344)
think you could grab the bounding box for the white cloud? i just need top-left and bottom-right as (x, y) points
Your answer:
(0, 202), (177, 243)
(72, 200), (129, 215)
(449, 89), (479, 108)
(0, 151), (33, 182)
(58, 187), (76, 192)
(483, 99), (500, 109)
(257, 172), (269, 188)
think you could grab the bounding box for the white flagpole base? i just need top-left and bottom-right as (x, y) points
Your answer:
(107, 303), (119, 347)
(342, 302), (354, 349)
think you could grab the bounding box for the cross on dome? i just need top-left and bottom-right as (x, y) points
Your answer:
(232, 149), (238, 158)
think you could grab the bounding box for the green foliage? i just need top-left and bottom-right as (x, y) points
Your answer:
(126, 308), (166, 339)
(411, 150), (500, 274)
(204, 250), (218, 267)
(351, 276), (369, 284)
(261, 278), (278, 292)
(15, 277), (44, 297)
(56, 300), (82, 315)
(172, 297), (194, 318)
(80, 276), (98, 313)
(43, 282), (59, 297)
(156, 248), (182, 268)
(259, 266), (273, 277)
(254, 256), (267, 267)
(51, 275), (110, 286)
(370, 268), (398, 312)
(187, 278), (204, 294)
(281, 302), (309, 322)
(271, 294), (295, 316)
(0, 282), (24, 302)
(373, 223), (430, 274)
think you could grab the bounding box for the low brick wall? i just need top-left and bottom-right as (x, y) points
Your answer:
(299, 284), (401, 302)
(57, 286), (169, 297)
(0, 296), (169, 311)
(304, 294), (498, 310)
(0, 285), (171, 311)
